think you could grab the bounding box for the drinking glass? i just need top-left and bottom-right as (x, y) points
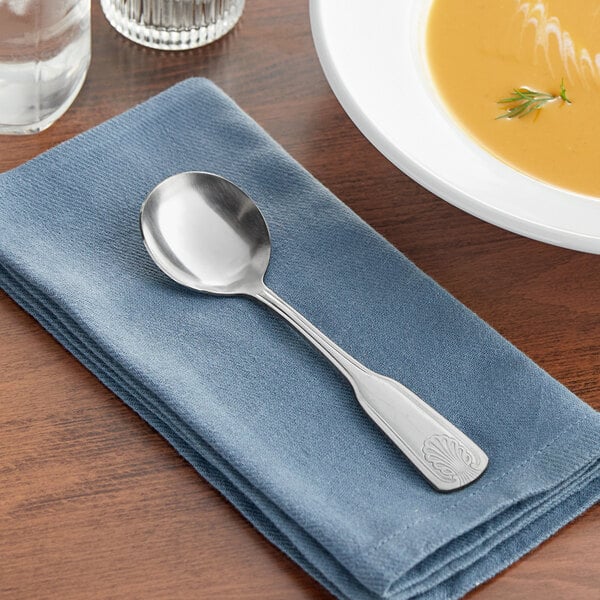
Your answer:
(0, 0), (91, 135)
(101, 0), (245, 51)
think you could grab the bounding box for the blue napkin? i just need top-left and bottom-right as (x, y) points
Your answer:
(0, 79), (598, 600)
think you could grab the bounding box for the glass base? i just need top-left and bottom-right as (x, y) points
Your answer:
(100, 0), (245, 51)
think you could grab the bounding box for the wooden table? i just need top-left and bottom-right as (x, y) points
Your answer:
(1, 2), (598, 598)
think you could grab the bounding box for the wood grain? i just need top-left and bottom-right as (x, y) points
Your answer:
(0, 2), (598, 599)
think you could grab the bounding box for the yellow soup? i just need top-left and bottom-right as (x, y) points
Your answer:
(427, 0), (600, 197)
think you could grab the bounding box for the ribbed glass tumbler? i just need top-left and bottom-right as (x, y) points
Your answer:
(100, 0), (245, 50)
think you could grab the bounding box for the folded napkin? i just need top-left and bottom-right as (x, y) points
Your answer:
(0, 78), (598, 599)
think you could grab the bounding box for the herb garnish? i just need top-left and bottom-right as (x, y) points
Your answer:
(496, 79), (571, 120)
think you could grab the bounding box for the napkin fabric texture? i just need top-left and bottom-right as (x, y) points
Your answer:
(0, 79), (598, 600)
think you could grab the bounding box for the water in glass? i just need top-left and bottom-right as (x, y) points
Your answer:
(0, 0), (90, 135)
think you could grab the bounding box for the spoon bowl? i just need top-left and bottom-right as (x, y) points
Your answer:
(140, 172), (271, 296)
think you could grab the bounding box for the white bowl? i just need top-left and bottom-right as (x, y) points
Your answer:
(310, 0), (600, 253)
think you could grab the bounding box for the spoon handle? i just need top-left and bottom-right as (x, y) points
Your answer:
(256, 286), (488, 491)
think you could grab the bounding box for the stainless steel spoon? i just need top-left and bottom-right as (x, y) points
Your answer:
(140, 172), (488, 491)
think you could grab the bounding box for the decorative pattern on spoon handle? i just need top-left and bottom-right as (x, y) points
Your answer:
(422, 434), (484, 486)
